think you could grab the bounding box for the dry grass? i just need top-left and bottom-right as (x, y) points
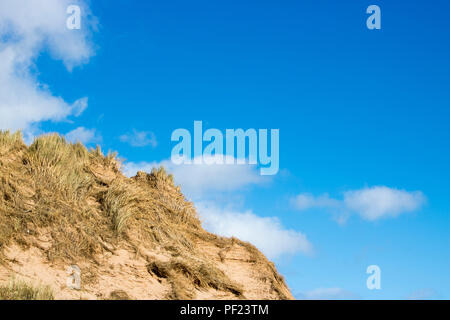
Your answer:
(0, 131), (24, 152)
(0, 132), (116, 260)
(26, 134), (93, 200)
(147, 256), (243, 299)
(0, 278), (54, 300)
(101, 180), (140, 233)
(108, 290), (130, 300)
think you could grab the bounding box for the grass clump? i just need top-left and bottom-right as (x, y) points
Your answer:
(151, 167), (174, 185)
(25, 134), (93, 200)
(109, 290), (130, 300)
(147, 257), (243, 299)
(0, 131), (24, 150)
(0, 132), (116, 261)
(0, 278), (54, 300)
(101, 180), (140, 233)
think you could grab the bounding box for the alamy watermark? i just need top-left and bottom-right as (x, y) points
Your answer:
(66, 264), (81, 290)
(66, 5), (81, 30)
(65, 4), (380, 31)
(171, 121), (279, 175)
(366, 5), (381, 30)
(366, 265), (381, 290)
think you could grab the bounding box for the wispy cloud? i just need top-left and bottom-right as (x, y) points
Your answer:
(119, 129), (157, 147)
(292, 186), (426, 222)
(292, 193), (340, 211)
(196, 201), (313, 259)
(0, 0), (96, 135)
(65, 127), (101, 144)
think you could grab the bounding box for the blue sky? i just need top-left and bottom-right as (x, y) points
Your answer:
(1, 0), (449, 299)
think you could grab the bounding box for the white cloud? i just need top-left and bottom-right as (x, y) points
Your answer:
(344, 186), (426, 221)
(71, 97), (89, 117)
(196, 202), (313, 259)
(65, 127), (101, 144)
(297, 287), (359, 300)
(119, 129), (157, 147)
(293, 186), (425, 222)
(123, 155), (267, 198)
(0, 0), (96, 134)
